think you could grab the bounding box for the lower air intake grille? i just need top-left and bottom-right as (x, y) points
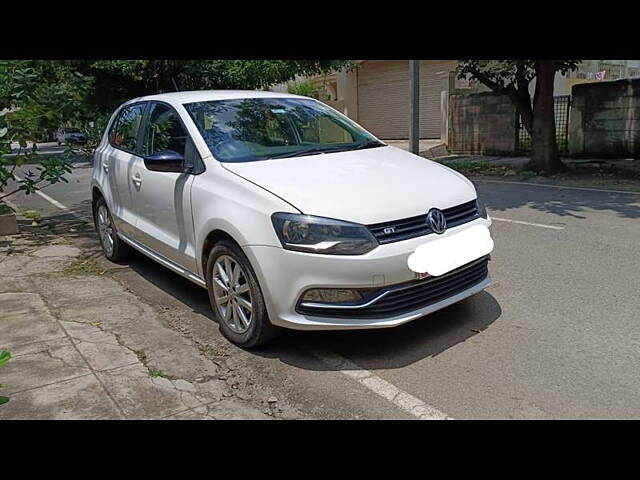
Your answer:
(297, 255), (489, 319)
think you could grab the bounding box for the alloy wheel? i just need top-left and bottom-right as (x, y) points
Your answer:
(212, 255), (253, 334)
(97, 204), (114, 257)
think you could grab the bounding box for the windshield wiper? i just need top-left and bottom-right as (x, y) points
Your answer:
(349, 141), (385, 151)
(292, 142), (384, 156)
(261, 142), (385, 160)
(264, 146), (346, 160)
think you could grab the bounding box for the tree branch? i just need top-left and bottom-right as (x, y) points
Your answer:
(466, 62), (534, 134)
(0, 188), (20, 201)
(465, 65), (505, 92)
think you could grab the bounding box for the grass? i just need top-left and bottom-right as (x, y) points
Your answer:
(62, 257), (107, 276)
(133, 351), (167, 378)
(22, 210), (42, 224)
(0, 350), (10, 405)
(440, 159), (518, 176)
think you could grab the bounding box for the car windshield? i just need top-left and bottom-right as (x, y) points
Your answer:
(183, 97), (384, 162)
(66, 129), (81, 134)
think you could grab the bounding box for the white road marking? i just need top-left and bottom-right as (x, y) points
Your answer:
(491, 216), (565, 230)
(307, 345), (452, 420)
(475, 179), (640, 195)
(12, 174), (69, 210)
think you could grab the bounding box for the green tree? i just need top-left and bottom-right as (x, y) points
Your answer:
(457, 60), (580, 173)
(287, 79), (321, 98)
(74, 60), (352, 114)
(0, 61), (94, 200)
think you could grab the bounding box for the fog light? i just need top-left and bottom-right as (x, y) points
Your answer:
(301, 288), (362, 303)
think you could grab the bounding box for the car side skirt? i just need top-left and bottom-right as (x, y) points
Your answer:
(118, 232), (207, 288)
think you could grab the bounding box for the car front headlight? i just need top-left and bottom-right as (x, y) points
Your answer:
(271, 212), (378, 255)
(476, 198), (489, 219)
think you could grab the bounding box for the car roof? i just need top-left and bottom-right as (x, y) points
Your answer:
(124, 90), (310, 108)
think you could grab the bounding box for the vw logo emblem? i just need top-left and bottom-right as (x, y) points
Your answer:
(427, 208), (447, 234)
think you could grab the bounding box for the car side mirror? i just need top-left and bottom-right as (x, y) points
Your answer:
(143, 150), (188, 173)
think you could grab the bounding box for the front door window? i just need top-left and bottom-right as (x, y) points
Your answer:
(142, 103), (188, 157)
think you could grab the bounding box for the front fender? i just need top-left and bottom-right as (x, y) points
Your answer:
(191, 161), (298, 276)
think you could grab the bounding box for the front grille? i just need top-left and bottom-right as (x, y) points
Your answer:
(297, 255), (489, 319)
(367, 200), (480, 244)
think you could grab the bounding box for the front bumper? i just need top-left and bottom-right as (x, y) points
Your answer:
(243, 217), (492, 331)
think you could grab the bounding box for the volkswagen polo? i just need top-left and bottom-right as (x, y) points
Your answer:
(91, 90), (493, 347)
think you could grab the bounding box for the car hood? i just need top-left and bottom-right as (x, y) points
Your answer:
(222, 145), (478, 225)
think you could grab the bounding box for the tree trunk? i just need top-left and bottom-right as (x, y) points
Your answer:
(527, 61), (565, 173)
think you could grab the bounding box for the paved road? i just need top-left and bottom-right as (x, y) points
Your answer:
(5, 162), (640, 419)
(8, 142), (66, 156)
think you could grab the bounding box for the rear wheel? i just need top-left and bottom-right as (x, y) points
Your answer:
(206, 240), (280, 348)
(93, 197), (131, 262)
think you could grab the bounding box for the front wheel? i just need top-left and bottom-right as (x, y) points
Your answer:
(206, 240), (280, 348)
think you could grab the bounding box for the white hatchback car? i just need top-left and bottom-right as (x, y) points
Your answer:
(92, 90), (493, 347)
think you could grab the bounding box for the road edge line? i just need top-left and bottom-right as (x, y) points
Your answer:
(12, 174), (70, 211)
(491, 217), (565, 230)
(306, 345), (452, 420)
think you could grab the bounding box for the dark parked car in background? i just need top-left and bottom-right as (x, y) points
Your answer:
(55, 128), (87, 146)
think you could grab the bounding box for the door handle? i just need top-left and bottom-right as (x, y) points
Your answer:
(102, 161), (109, 174)
(131, 173), (142, 187)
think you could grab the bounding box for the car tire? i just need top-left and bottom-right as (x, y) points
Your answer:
(93, 196), (132, 262)
(206, 240), (280, 348)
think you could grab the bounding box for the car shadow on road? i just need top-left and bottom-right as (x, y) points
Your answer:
(257, 290), (502, 371)
(106, 246), (210, 310)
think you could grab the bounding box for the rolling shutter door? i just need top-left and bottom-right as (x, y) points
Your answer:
(419, 60), (457, 139)
(357, 60), (458, 139)
(357, 61), (409, 139)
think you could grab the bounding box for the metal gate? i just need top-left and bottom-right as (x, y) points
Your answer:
(516, 95), (571, 154)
